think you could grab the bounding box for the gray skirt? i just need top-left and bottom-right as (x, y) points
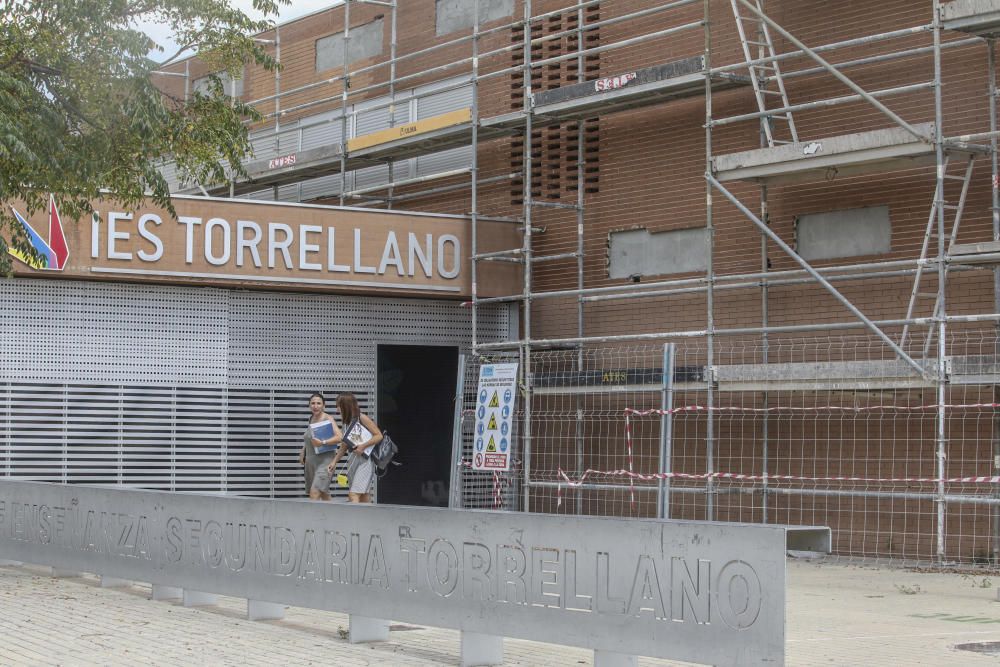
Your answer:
(347, 453), (375, 495)
(308, 451), (337, 493)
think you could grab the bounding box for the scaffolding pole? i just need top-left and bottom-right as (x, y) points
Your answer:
(522, 0), (535, 515)
(752, 0), (772, 522)
(704, 0), (716, 521)
(574, 1), (587, 516)
(991, 37), (1000, 565)
(933, 0), (949, 564)
(658, 343), (676, 519)
(470, 0), (481, 356)
(274, 26), (282, 177)
(386, 1), (398, 208)
(338, 0), (352, 206)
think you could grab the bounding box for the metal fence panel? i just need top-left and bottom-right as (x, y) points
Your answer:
(459, 333), (1000, 567)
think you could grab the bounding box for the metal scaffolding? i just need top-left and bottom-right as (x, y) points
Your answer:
(161, 0), (1000, 565)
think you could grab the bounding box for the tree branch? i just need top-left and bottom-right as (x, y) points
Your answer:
(25, 59), (60, 77)
(156, 41), (199, 69)
(43, 81), (106, 133)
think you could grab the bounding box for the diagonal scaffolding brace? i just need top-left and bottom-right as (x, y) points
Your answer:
(735, 0), (932, 142)
(707, 173), (928, 378)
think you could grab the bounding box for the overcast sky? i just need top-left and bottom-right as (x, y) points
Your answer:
(139, 0), (342, 62)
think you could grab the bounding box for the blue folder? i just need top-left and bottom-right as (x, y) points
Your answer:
(310, 420), (338, 454)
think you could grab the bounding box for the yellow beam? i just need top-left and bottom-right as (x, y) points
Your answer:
(347, 108), (472, 152)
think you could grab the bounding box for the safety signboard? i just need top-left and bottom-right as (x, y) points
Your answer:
(472, 362), (518, 471)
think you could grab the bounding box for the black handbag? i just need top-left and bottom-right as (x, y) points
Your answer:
(372, 432), (399, 475)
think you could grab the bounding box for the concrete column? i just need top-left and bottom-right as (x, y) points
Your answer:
(99, 576), (132, 588)
(51, 567), (82, 578)
(348, 615), (390, 643)
(460, 631), (504, 666)
(182, 590), (218, 607)
(593, 650), (638, 667)
(247, 599), (286, 621)
(151, 584), (182, 601)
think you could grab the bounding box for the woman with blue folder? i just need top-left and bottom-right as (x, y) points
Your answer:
(299, 392), (343, 500)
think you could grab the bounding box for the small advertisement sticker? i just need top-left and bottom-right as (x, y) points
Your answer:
(594, 71), (636, 92)
(472, 362), (518, 471)
(268, 153), (297, 170)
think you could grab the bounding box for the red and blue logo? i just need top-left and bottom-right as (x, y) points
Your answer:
(8, 195), (69, 271)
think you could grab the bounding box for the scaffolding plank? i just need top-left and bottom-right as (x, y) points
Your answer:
(712, 123), (973, 184)
(345, 110), (524, 164)
(716, 359), (938, 391)
(532, 57), (747, 121)
(533, 382), (705, 395)
(190, 142), (347, 197)
(715, 354), (1000, 391)
(951, 354), (1000, 379)
(942, 0), (1000, 37)
(347, 108), (473, 153)
(950, 240), (1000, 262)
(532, 356), (1000, 393)
(533, 366), (706, 388)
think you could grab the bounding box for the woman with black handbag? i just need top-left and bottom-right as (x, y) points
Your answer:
(327, 392), (382, 503)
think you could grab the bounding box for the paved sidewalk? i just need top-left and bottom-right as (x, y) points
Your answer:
(0, 559), (999, 665)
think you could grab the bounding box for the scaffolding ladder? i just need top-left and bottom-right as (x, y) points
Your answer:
(899, 152), (976, 352)
(730, 0), (798, 146)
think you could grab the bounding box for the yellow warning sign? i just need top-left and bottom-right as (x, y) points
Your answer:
(488, 391), (500, 408)
(486, 435), (497, 452)
(487, 413), (498, 430)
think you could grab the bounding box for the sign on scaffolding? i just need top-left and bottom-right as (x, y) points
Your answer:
(473, 362), (517, 471)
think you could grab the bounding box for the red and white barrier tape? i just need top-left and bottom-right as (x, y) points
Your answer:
(493, 471), (509, 509)
(625, 402), (1000, 417)
(458, 459), (520, 510)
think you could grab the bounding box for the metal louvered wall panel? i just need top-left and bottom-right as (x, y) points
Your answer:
(276, 183), (301, 202)
(0, 280), (229, 385)
(1, 278), (510, 498)
(247, 125), (301, 172)
(299, 110), (343, 151)
(415, 77), (473, 177)
(298, 174), (343, 201)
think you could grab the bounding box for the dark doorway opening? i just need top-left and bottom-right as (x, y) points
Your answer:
(376, 344), (458, 506)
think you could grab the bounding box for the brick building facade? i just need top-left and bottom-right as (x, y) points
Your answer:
(150, 0), (1000, 563)
(159, 1), (997, 334)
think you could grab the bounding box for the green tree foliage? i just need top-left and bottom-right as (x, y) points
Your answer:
(0, 0), (287, 273)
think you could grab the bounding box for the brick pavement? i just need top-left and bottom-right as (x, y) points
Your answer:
(1, 559), (999, 665)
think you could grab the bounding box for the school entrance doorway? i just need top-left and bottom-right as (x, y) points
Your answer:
(376, 344), (459, 506)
